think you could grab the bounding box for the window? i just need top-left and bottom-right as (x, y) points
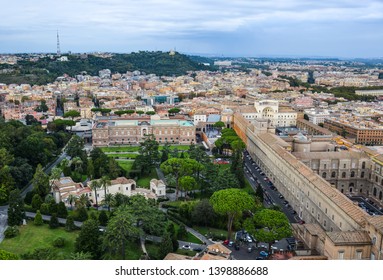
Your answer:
(373, 187), (377, 197)
(343, 164), (346, 168)
(380, 191), (383, 200)
(322, 172), (327, 179)
(355, 251), (362, 260)
(351, 171), (355, 178)
(323, 220), (327, 227)
(331, 171), (336, 178)
(361, 172), (365, 178)
(341, 172), (346, 178)
(362, 162), (366, 169)
(338, 251), (344, 260)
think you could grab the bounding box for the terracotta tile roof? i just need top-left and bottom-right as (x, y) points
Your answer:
(304, 224), (325, 236)
(367, 216), (383, 235)
(110, 177), (135, 185)
(326, 231), (372, 245)
(257, 133), (367, 227)
(289, 255), (328, 260)
(163, 253), (194, 260)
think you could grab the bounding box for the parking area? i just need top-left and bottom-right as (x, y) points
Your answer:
(349, 196), (383, 216)
(222, 236), (297, 260)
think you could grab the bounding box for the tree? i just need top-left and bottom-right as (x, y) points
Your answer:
(191, 199), (216, 227)
(100, 175), (111, 206)
(159, 233), (173, 259)
(98, 210), (109, 227)
(32, 164), (50, 198)
(160, 142), (171, 163)
(25, 114), (40, 125)
(103, 206), (140, 259)
(104, 193), (114, 212)
(213, 121), (225, 132)
(65, 215), (76, 231)
(210, 188), (255, 240)
(49, 167), (62, 192)
(63, 110), (81, 120)
(244, 208), (292, 251)
(160, 158), (202, 200)
(76, 206), (89, 222)
(255, 185), (264, 202)
(49, 213), (59, 229)
(168, 108), (180, 116)
(303, 114), (309, 121)
(65, 135), (85, 159)
(212, 167), (240, 191)
(67, 194), (77, 210)
(177, 224), (187, 239)
(89, 179), (101, 207)
(179, 176), (197, 198)
(34, 210), (44, 226)
(34, 100), (49, 113)
(75, 219), (102, 259)
(7, 189), (24, 226)
(31, 194), (43, 211)
(57, 201), (68, 218)
(134, 134), (160, 175)
(146, 111), (156, 115)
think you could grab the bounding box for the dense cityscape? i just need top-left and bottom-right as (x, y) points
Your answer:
(0, 50), (382, 261)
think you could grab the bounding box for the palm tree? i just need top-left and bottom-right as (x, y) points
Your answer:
(71, 156), (83, 173)
(100, 175), (111, 203)
(104, 193), (114, 212)
(89, 180), (101, 209)
(67, 194), (77, 210)
(49, 167), (62, 192)
(76, 194), (90, 209)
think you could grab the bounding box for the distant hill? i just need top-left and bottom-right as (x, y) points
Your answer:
(0, 51), (211, 85)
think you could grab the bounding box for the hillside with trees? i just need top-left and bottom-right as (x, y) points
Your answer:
(0, 51), (211, 85)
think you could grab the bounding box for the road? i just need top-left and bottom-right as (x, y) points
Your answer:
(243, 154), (300, 224)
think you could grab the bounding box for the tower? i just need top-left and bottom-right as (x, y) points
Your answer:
(56, 30), (61, 56)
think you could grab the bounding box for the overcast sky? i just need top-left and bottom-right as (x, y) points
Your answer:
(1, 0), (382, 58)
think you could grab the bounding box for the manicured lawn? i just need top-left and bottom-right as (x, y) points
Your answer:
(192, 226), (231, 240)
(101, 145), (190, 153)
(101, 146), (140, 153)
(173, 223), (203, 244)
(137, 168), (158, 188)
(117, 160), (134, 172)
(107, 153), (138, 159)
(0, 222), (79, 259)
(176, 248), (197, 257)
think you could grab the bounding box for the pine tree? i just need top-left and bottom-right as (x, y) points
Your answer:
(34, 210), (44, 226)
(7, 189), (24, 226)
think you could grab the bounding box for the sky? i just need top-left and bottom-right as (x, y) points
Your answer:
(0, 0), (382, 58)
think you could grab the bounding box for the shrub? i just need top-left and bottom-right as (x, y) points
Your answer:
(4, 226), (19, 238)
(0, 249), (19, 260)
(65, 215), (76, 232)
(34, 210), (44, 226)
(52, 237), (66, 248)
(49, 214), (59, 229)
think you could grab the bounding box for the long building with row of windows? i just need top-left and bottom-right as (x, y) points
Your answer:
(92, 116), (195, 146)
(233, 112), (383, 260)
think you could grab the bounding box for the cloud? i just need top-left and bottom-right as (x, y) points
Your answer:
(0, 0), (382, 56)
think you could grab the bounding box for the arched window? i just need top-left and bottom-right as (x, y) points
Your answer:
(362, 162), (366, 169)
(342, 172), (346, 178)
(322, 172), (327, 179)
(331, 171), (336, 178)
(350, 171), (355, 178)
(376, 176), (379, 182)
(341, 189), (344, 193)
(373, 187), (377, 197)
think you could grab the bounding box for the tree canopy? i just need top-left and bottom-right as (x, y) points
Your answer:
(210, 188), (255, 239)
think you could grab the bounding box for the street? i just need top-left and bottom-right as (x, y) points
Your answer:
(243, 153), (300, 224)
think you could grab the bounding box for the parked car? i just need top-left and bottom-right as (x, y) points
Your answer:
(223, 239), (230, 245)
(228, 241), (234, 247)
(259, 251), (269, 257)
(298, 220), (306, 225)
(182, 245), (191, 250)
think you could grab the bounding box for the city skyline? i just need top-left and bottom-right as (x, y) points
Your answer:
(0, 0), (382, 58)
